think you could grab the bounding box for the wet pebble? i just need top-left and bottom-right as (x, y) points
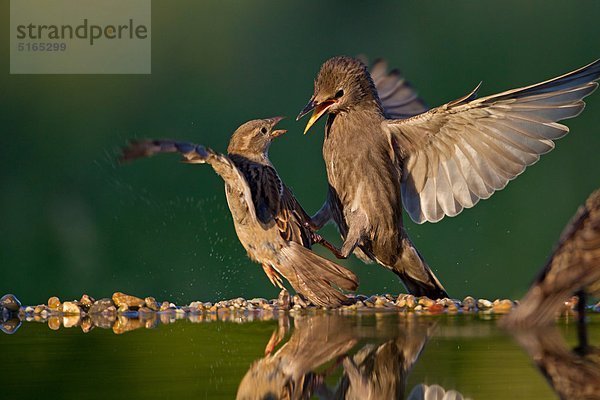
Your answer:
(90, 298), (116, 315)
(48, 296), (61, 310)
(79, 294), (95, 309)
(61, 301), (81, 315)
(492, 299), (513, 314)
(277, 290), (290, 310)
(462, 296), (476, 310)
(112, 292), (145, 309)
(1, 294), (21, 312)
(418, 297), (435, 308)
(477, 299), (493, 310)
(142, 297), (158, 311)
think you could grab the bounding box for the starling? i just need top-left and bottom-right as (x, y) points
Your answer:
(503, 189), (600, 327)
(121, 117), (358, 307)
(298, 56), (600, 299)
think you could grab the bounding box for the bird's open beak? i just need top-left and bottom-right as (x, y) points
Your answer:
(268, 116), (287, 138)
(270, 129), (287, 138)
(296, 98), (336, 134)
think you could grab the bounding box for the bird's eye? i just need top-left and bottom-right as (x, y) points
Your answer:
(334, 89), (344, 99)
(260, 127), (268, 134)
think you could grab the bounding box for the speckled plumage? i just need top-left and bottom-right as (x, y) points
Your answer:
(300, 56), (600, 299)
(121, 118), (358, 307)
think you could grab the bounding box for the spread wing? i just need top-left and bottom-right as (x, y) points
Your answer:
(120, 139), (259, 221)
(384, 59), (600, 223)
(362, 56), (429, 119)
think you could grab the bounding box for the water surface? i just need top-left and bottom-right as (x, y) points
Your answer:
(2, 313), (599, 399)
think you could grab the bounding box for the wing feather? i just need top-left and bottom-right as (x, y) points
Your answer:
(365, 57), (429, 119)
(386, 59), (600, 223)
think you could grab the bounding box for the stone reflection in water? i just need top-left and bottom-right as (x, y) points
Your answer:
(512, 327), (600, 400)
(236, 314), (469, 400)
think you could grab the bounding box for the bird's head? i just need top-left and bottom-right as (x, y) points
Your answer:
(227, 116), (286, 161)
(297, 56), (380, 134)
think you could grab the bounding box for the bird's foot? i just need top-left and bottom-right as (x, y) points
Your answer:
(311, 232), (346, 259)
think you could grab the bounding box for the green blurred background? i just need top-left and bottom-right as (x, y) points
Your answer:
(1, 1), (599, 305)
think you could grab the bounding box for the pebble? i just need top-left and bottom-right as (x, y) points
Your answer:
(112, 292), (145, 309)
(428, 303), (445, 314)
(418, 297), (435, 307)
(6, 291), (595, 335)
(145, 297), (160, 311)
(80, 294), (95, 309)
(396, 298), (407, 308)
(374, 297), (387, 308)
(277, 290), (290, 310)
(34, 305), (46, 314)
(406, 295), (416, 309)
(477, 299), (493, 310)
(492, 299), (513, 314)
(48, 296), (61, 310)
(61, 302), (81, 315)
(463, 296), (476, 310)
(1, 294), (21, 312)
(89, 298), (116, 315)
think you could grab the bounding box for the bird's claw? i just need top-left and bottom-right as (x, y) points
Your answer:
(311, 232), (346, 259)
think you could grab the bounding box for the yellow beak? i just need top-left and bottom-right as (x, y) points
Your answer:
(297, 99), (336, 134)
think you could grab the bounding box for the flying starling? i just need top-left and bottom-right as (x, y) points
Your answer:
(298, 56), (600, 299)
(121, 117), (358, 307)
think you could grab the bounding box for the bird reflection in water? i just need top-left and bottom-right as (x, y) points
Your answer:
(236, 314), (469, 400)
(503, 188), (600, 400)
(512, 328), (600, 400)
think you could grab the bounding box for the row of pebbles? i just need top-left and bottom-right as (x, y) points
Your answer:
(1, 292), (594, 335)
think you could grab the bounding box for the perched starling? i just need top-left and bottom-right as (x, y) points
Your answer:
(503, 189), (600, 327)
(298, 56), (600, 299)
(121, 117), (358, 307)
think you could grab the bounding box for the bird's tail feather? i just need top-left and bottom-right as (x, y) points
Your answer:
(393, 238), (448, 299)
(277, 242), (358, 307)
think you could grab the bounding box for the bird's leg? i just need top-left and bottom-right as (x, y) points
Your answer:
(262, 264), (285, 289)
(339, 218), (367, 258)
(308, 201), (332, 231)
(311, 232), (347, 259)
